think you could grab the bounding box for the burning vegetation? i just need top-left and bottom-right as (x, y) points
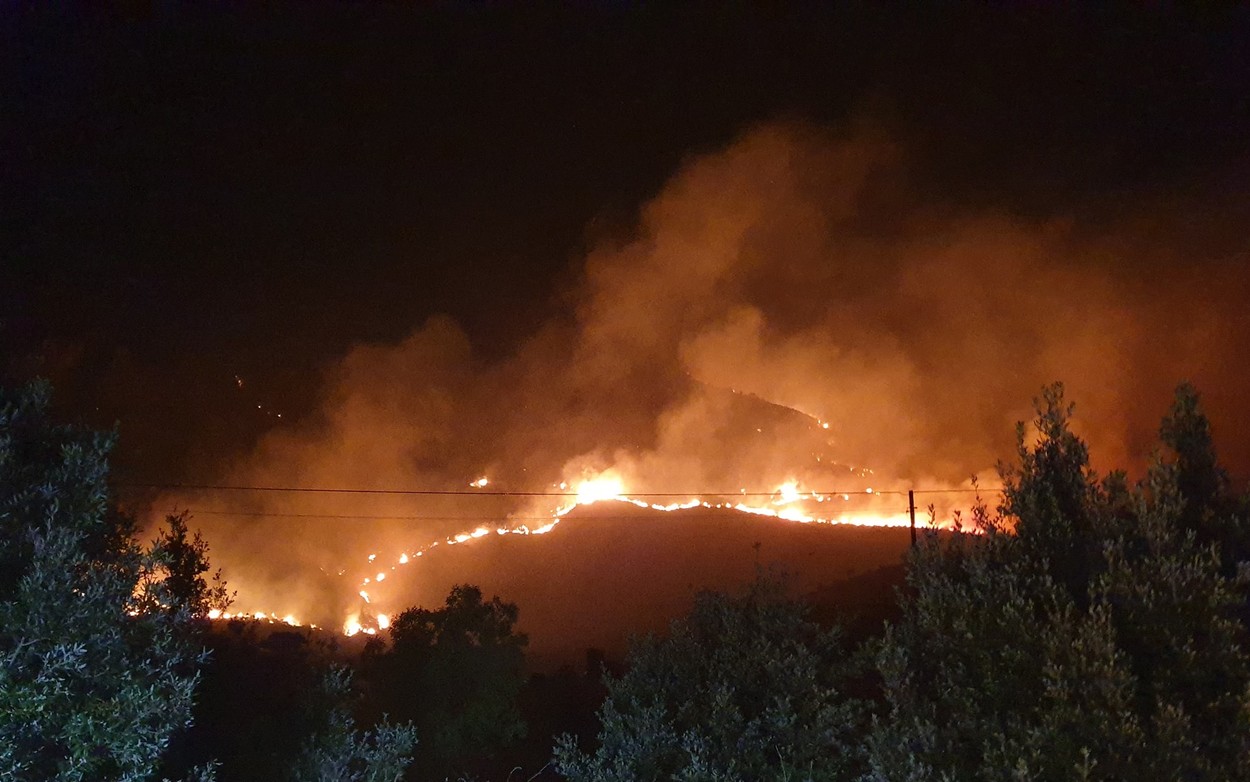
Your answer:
(10, 6), (1250, 780)
(145, 121), (1249, 640)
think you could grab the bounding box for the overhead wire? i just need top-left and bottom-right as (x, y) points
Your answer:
(128, 482), (998, 522)
(160, 509), (926, 523)
(116, 481), (999, 498)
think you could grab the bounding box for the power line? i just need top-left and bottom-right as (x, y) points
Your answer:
(122, 483), (573, 497)
(168, 509), (920, 522)
(170, 509), (575, 521)
(118, 482), (998, 498)
(122, 482), (885, 497)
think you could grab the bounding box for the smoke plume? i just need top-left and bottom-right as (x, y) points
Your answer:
(164, 120), (1250, 633)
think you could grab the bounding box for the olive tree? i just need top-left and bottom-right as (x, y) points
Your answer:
(0, 381), (208, 780)
(555, 576), (868, 782)
(867, 384), (1250, 781)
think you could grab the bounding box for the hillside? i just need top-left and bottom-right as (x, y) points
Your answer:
(367, 501), (915, 667)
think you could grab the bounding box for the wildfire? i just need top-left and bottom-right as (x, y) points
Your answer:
(777, 481), (801, 504)
(206, 608), (310, 628)
(575, 476), (626, 504)
(205, 464), (946, 638)
(322, 472), (927, 636)
(205, 467), (943, 638)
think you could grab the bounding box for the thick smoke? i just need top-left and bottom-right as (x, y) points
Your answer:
(169, 121), (1250, 627)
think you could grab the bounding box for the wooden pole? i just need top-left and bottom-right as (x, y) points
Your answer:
(909, 489), (917, 547)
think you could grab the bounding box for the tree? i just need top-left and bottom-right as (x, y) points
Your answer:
(368, 584), (528, 778)
(1159, 382), (1250, 575)
(0, 381), (208, 780)
(554, 575), (868, 782)
(149, 511), (233, 621)
(291, 667), (416, 782)
(867, 384), (1250, 781)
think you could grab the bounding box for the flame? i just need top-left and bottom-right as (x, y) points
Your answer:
(207, 608), (307, 628)
(317, 472), (929, 635)
(776, 481), (801, 505)
(223, 468), (954, 638)
(344, 614), (362, 636)
(575, 476), (626, 504)
(551, 474), (627, 517)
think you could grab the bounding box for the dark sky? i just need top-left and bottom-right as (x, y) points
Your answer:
(4, 3), (1250, 481)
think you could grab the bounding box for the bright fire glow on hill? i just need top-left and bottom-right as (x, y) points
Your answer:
(333, 472), (920, 636)
(575, 476), (627, 505)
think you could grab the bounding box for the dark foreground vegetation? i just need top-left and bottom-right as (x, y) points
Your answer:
(4, 380), (1249, 781)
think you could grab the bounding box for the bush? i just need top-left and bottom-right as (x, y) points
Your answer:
(555, 575), (867, 782)
(867, 384), (1250, 781)
(368, 584), (528, 779)
(0, 381), (207, 780)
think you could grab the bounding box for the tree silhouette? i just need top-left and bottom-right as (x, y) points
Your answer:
(148, 511), (233, 621)
(368, 584), (527, 778)
(0, 381), (208, 780)
(868, 384), (1250, 780)
(291, 667), (415, 782)
(555, 575), (867, 782)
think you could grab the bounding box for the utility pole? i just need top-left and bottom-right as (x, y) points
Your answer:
(908, 489), (917, 547)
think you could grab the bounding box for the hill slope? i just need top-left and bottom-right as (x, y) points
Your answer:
(370, 501), (914, 666)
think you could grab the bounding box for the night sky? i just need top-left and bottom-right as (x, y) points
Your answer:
(4, 3), (1250, 484)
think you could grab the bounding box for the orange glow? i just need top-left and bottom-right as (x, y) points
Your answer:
(224, 469), (957, 638)
(776, 481), (801, 504)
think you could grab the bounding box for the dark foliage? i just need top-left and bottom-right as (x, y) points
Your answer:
(366, 584), (528, 780)
(555, 575), (868, 782)
(868, 384), (1250, 781)
(0, 381), (207, 780)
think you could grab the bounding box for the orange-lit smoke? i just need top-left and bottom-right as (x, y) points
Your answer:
(156, 120), (1250, 636)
